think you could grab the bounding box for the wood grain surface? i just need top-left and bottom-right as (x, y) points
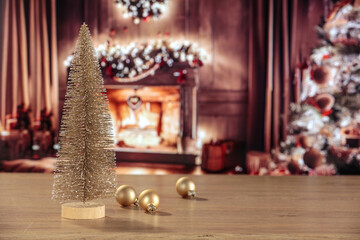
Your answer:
(0, 174), (359, 239)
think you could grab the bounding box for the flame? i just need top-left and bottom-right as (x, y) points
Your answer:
(122, 109), (137, 127)
(121, 106), (159, 129)
(109, 98), (180, 148)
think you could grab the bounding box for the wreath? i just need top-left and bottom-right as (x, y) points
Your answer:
(114, 0), (168, 24)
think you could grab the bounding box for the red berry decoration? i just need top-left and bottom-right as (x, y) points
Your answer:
(106, 65), (114, 77)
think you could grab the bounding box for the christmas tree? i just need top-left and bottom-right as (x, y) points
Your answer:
(52, 24), (116, 203)
(272, 2), (360, 175)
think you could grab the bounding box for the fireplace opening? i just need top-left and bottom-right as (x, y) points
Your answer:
(107, 86), (180, 152)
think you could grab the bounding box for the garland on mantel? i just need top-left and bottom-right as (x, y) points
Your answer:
(114, 0), (168, 24)
(64, 40), (207, 83)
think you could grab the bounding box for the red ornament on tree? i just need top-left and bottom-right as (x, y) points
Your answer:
(109, 28), (116, 37)
(322, 54), (330, 60)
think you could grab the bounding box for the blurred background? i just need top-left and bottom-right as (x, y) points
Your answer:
(0, 0), (359, 175)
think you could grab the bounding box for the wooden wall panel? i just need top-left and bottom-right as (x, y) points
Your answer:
(197, 0), (249, 91)
(187, 0), (200, 40)
(197, 0), (214, 89)
(198, 116), (247, 142)
(211, 0), (249, 91)
(198, 91), (248, 102)
(199, 102), (247, 116)
(196, 0), (249, 142)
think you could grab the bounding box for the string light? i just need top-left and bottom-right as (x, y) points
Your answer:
(65, 40), (208, 83)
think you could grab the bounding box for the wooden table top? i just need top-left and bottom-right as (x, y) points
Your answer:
(0, 174), (359, 239)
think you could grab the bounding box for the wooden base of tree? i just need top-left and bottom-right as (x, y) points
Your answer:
(61, 202), (105, 219)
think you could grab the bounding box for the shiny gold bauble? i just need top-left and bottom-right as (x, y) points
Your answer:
(287, 159), (301, 175)
(311, 66), (331, 86)
(315, 93), (335, 112)
(115, 185), (137, 207)
(138, 189), (160, 214)
(303, 148), (323, 169)
(299, 135), (316, 149)
(176, 177), (196, 198)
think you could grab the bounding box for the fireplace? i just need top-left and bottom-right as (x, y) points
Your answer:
(107, 87), (180, 151)
(104, 64), (199, 165)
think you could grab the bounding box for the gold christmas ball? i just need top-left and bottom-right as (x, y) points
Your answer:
(299, 135), (316, 149)
(303, 148), (323, 169)
(315, 93), (335, 112)
(138, 189), (160, 214)
(176, 177), (196, 198)
(115, 185), (137, 207)
(311, 66), (331, 87)
(287, 159), (301, 175)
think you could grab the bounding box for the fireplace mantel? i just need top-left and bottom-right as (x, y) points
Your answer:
(103, 63), (198, 87)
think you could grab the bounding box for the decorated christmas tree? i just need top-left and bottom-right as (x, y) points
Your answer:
(52, 24), (116, 217)
(272, 2), (360, 175)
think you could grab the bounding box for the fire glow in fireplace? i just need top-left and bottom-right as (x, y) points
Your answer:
(107, 87), (181, 152)
(104, 64), (198, 165)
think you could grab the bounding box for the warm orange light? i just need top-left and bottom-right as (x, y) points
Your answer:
(107, 87), (180, 149)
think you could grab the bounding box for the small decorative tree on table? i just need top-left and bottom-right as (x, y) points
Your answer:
(52, 23), (116, 219)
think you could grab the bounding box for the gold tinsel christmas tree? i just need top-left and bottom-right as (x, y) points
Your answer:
(52, 23), (116, 206)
